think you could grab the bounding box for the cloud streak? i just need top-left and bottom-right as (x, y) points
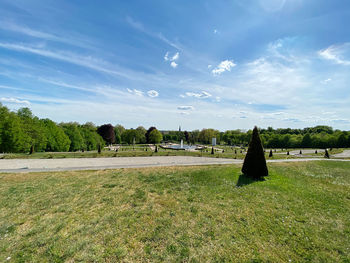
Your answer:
(1, 97), (30, 105)
(319, 43), (350, 65)
(0, 42), (130, 78)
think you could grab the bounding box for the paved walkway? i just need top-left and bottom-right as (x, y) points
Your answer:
(0, 156), (349, 173)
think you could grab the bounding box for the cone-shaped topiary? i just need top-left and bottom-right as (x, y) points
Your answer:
(98, 144), (101, 154)
(211, 147), (214, 154)
(287, 151), (289, 155)
(315, 150), (317, 154)
(324, 149), (330, 159)
(269, 149), (273, 157)
(241, 126), (268, 179)
(29, 145), (34, 155)
(300, 150), (302, 154)
(155, 145), (158, 153)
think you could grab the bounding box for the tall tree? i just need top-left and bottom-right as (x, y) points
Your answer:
(61, 123), (85, 151)
(97, 124), (115, 145)
(241, 127), (268, 179)
(146, 126), (157, 143)
(149, 129), (163, 144)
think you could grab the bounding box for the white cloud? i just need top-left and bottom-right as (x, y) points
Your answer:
(164, 51), (180, 68)
(172, 52), (179, 61)
(215, 96), (221, 102)
(212, 60), (236, 75)
(177, 105), (194, 110)
(322, 78), (332, 84)
(185, 91), (211, 99)
(318, 43), (350, 65)
(147, 90), (159, 97)
(179, 111), (190, 115)
(164, 52), (169, 61)
(127, 88), (144, 96)
(1, 97), (30, 105)
(213, 29), (218, 34)
(207, 64), (212, 69)
(170, 61), (178, 68)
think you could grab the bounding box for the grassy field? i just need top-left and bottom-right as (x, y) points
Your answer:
(1, 161), (349, 262)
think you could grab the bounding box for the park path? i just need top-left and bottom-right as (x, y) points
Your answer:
(1, 156), (349, 173)
(331, 150), (350, 158)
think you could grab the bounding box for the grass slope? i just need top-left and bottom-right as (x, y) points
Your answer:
(0, 162), (349, 262)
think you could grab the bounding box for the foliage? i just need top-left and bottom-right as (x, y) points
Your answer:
(199, 128), (220, 144)
(60, 123), (85, 152)
(146, 127), (157, 143)
(149, 129), (163, 144)
(97, 124), (115, 145)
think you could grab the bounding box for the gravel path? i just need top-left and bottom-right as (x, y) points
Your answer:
(331, 150), (350, 158)
(1, 156), (349, 173)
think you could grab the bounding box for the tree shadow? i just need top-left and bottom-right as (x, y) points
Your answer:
(236, 173), (265, 187)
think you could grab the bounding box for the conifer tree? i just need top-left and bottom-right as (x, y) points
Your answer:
(324, 149), (330, 158)
(269, 149), (273, 157)
(211, 147), (214, 154)
(241, 127), (268, 179)
(29, 145), (34, 154)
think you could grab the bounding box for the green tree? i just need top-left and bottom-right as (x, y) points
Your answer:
(41, 119), (71, 152)
(17, 107), (47, 152)
(0, 107), (29, 153)
(199, 129), (219, 144)
(149, 129), (163, 143)
(121, 129), (138, 144)
(301, 133), (312, 148)
(61, 123), (85, 151)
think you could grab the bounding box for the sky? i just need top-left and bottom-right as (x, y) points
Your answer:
(0, 0), (350, 131)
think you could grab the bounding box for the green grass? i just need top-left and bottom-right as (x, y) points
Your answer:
(1, 162), (350, 262)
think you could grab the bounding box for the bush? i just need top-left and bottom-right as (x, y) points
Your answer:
(269, 149), (273, 157)
(324, 149), (330, 158)
(241, 127), (268, 179)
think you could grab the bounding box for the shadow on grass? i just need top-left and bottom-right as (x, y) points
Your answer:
(236, 174), (265, 187)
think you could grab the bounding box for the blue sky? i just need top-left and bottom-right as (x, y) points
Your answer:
(0, 0), (350, 130)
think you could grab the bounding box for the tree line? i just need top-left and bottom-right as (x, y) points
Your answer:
(1, 104), (349, 153)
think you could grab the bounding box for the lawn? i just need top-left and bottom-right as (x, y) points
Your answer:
(0, 161), (349, 262)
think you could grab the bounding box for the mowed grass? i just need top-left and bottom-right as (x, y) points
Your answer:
(0, 162), (349, 262)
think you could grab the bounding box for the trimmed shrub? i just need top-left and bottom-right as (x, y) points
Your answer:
(324, 149), (330, 159)
(241, 126), (268, 179)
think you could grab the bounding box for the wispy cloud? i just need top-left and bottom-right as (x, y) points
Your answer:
(127, 88), (144, 96)
(212, 60), (236, 75)
(0, 42), (130, 78)
(177, 105), (194, 110)
(126, 16), (182, 50)
(1, 97), (30, 105)
(0, 20), (93, 49)
(185, 91), (211, 99)
(321, 78), (332, 84)
(147, 90), (159, 97)
(319, 43), (350, 65)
